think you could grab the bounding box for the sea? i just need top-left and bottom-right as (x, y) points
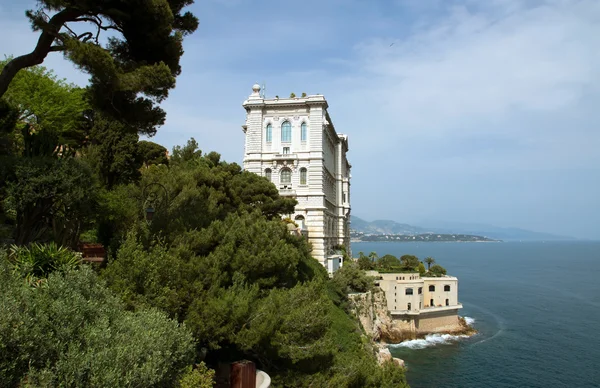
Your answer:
(352, 241), (600, 388)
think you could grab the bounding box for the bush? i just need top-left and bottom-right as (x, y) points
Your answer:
(0, 253), (195, 387)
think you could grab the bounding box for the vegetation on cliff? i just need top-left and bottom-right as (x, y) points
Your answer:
(0, 3), (408, 384)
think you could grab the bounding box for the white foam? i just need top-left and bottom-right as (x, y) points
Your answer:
(389, 333), (470, 350)
(464, 316), (475, 326)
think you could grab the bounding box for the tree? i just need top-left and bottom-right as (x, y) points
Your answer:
(6, 157), (97, 246)
(357, 251), (374, 270)
(400, 254), (420, 270)
(378, 254), (401, 270)
(428, 264), (447, 277)
(418, 262), (426, 276)
(0, 60), (89, 155)
(138, 140), (169, 167)
(424, 256), (435, 270)
(0, 1), (199, 135)
(332, 261), (373, 294)
(84, 114), (142, 188)
(0, 253), (195, 387)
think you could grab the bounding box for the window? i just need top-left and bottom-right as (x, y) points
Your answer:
(281, 121), (291, 142)
(418, 287), (422, 295)
(419, 302), (422, 309)
(407, 303), (411, 310)
(265, 168), (272, 181)
(301, 122), (307, 141)
(300, 168), (307, 185)
(446, 299), (450, 306)
(405, 288), (413, 295)
(266, 124), (272, 142)
(430, 299), (434, 307)
(280, 168), (291, 184)
(283, 147), (290, 154)
(343, 192), (346, 202)
(429, 285), (435, 292)
(444, 285), (451, 292)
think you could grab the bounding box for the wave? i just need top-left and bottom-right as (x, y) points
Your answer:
(464, 316), (475, 326)
(389, 333), (471, 350)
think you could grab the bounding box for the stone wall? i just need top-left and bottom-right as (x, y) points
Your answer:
(416, 310), (462, 333)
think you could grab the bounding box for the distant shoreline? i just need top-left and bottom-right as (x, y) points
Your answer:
(351, 239), (501, 243)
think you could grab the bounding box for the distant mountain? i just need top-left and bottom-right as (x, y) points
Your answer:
(351, 216), (576, 241)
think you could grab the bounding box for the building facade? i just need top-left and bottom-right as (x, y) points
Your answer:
(367, 271), (463, 333)
(241, 84), (351, 267)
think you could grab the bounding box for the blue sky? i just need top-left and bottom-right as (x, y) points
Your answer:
(1, 0), (599, 239)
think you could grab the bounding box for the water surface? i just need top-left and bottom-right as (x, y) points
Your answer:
(352, 241), (600, 388)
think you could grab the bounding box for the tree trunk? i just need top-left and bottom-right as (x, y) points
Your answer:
(0, 8), (81, 98)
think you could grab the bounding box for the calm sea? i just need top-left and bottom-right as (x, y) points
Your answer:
(352, 241), (600, 388)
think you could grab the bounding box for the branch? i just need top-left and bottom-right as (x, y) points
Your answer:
(49, 45), (65, 52)
(0, 8), (83, 98)
(74, 16), (124, 34)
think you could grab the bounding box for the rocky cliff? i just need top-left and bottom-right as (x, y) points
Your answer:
(349, 290), (475, 344)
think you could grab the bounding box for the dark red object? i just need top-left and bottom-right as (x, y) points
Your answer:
(230, 360), (256, 388)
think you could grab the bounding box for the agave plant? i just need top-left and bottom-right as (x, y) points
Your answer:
(9, 242), (82, 282)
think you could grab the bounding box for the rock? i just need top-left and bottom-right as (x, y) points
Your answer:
(393, 357), (405, 368)
(377, 348), (392, 364)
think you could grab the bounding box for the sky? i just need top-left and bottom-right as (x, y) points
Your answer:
(1, 0), (599, 239)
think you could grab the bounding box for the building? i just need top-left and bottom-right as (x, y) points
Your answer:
(241, 84), (351, 269)
(367, 271), (463, 333)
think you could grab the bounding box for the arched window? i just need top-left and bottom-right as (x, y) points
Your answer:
(281, 121), (291, 142)
(265, 124), (272, 142)
(405, 288), (413, 295)
(407, 303), (412, 311)
(429, 285), (435, 292)
(446, 299), (450, 306)
(265, 168), (272, 181)
(300, 167), (307, 185)
(301, 122), (307, 141)
(280, 168), (291, 184)
(418, 287), (422, 294)
(444, 285), (451, 292)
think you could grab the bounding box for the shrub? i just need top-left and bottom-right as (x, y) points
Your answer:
(0, 254), (195, 387)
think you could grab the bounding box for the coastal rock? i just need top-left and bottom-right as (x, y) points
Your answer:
(377, 348), (392, 364)
(392, 357), (405, 368)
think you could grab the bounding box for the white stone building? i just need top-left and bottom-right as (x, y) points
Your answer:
(241, 85), (351, 269)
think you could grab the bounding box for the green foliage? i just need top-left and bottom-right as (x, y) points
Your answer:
(357, 251), (374, 270)
(83, 113), (142, 188)
(5, 157), (97, 246)
(400, 254), (420, 270)
(418, 261), (426, 276)
(427, 264), (447, 277)
(9, 242), (81, 283)
(332, 261), (373, 295)
(1, 1), (199, 135)
(290, 92), (296, 98)
(0, 254), (195, 387)
(301, 92), (307, 97)
(378, 254), (401, 270)
(178, 363), (214, 388)
(424, 256), (435, 270)
(139, 140), (169, 167)
(0, 60), (89, 155)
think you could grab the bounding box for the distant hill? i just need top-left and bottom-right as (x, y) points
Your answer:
(351, 216), (576, 241)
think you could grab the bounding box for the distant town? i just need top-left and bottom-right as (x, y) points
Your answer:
(351, 231), (500, 242)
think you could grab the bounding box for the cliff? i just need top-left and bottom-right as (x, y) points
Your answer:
(349, 290), (475, 344)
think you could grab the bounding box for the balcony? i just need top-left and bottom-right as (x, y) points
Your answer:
(273, 153), (298, 160)
(390, 303), (463, 317)
(279, 186), (296, 196)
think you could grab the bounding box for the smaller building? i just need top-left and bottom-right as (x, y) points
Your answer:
(367, 271), (463, 334)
